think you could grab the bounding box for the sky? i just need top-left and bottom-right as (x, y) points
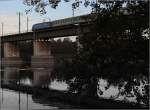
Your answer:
(0, 0), (91, 36)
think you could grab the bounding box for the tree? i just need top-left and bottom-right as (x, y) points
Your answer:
(23, 0), (109, 14)
(50, 38), (76, 54)
(24, 0), (149, 106)
(51, 1), (149, 106)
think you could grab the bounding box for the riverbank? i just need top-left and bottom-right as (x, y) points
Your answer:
(1, 83), (148, 109)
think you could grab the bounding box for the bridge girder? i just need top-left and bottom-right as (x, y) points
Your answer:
(1, 23), (92, 43)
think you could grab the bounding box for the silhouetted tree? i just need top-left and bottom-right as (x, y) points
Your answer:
(50, 38), (76, 54)
(51, 1), (149, 106)
(24, 0), (102, 14)
(24, 0), (149, 106)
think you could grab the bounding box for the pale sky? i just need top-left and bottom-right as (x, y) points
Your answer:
(0, 0), (91, 35)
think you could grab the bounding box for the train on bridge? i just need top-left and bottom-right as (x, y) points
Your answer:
(32, 14), (92, 31)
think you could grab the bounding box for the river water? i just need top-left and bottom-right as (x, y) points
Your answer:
(0, 88), (78, 110)
(0, 68), (76, 110)
(0, 88), (58, 110)
(0, 65), (147, 109)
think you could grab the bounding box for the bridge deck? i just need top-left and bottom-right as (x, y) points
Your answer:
(1, 23), (91, 42)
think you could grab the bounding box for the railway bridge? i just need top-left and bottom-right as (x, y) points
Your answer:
(0, 14), (94, 85)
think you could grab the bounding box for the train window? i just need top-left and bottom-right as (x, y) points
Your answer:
(65, 19), (69, 24)
(64, 19), (67, 24)
(49, 22), (52, 26)
(73, 18), (75, 22)
(68, 18), (70, 22)
(61, 20), (63, 25)
(56, 21), (58, 25)
(63, 20), (65, 24)
(59, 20), (61, 24)
(68, 19), (70, 23)
(75, 17), (78, 21)
(73, 18), (77, 23)
(67, 19), (69, 23)
(67, 18), (70, 23)
(55, 21), (57, 25)
(59, 20), (61, 25)
(72, 18), (74, 22)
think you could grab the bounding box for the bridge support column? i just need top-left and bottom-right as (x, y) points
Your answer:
(2, 42), (22, 67)
(31, 40), (54, 68)
(31, 40), (53, 87)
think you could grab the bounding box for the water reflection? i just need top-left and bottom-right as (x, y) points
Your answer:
(0, 88), (58, 110)
(1, 67), (68, 89)
(0, 67), (74, 110)
(2, 68), (43, 87)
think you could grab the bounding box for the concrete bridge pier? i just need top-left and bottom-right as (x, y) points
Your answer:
(31, 40), (54, 87)
(2, 42), (22, 67)
(31, 40), (54, 68)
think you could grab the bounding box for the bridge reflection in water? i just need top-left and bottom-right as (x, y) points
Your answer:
(1, 67), (68, 89)
(0, 66), (75, 110)
(0, 88), (59, 110)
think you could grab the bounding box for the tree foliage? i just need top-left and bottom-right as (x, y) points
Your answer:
(50, 38), (76, 54)
(51, 1), (149, 106)
(24, 0), (149, 106)
(23, 0), (125, 14)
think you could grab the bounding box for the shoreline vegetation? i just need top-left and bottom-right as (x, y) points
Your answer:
(1, 83), (148, 109)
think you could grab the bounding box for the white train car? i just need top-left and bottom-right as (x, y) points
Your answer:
(32, 22), (50, 31)
(32, 14), (91, 31)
